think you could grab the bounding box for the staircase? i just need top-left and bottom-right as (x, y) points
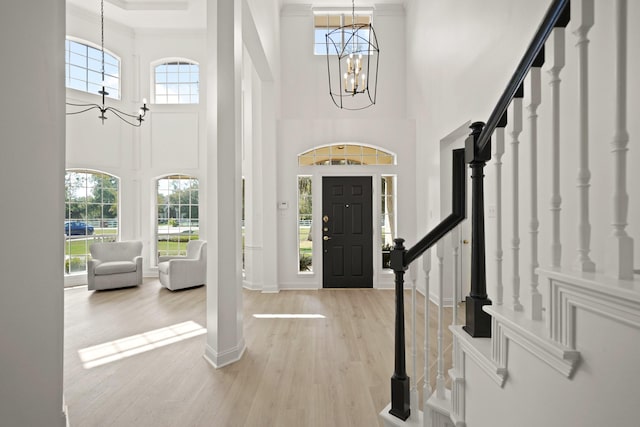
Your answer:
(380, 1), (640, 426)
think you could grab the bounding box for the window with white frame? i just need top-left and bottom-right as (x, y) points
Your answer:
(314, 12), (372, 55)
(156, 175), (199, 260)
(154, 61), (200, 104)
(65, 170), (119, 275)
(381, 175), (396, 269)
(298, 176), (313, 272)
(65, 38), (120, 99)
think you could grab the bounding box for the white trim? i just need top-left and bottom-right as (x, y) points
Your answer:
(203, 340), (246, 369)
(450, 325), (506, 387)
(485, 305), (580, 378)
(541, 268), (640, 347)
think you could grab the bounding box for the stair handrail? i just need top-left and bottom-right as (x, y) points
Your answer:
(388, 148), (466, 421)
(477, 0), (570, 152)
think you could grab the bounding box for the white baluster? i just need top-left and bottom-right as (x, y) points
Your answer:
(494, 123), (506, 306)
(606, 0), (634, 280)
(548, 27), (566, 268)
(573, 0), (596, 272)
(422, 250), (432, 427)
(436, 242), (446, 399)
(411, 265), (418, 411)
(529, 65), (543, 320)
(511, 95), (524, 311)
(452, 226), (460, 325)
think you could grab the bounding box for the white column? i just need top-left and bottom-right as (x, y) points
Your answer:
(204, 0), (246, 368)
(510, 96), (524, 311)
(494, 125), (506, 305)
(606, 0), (634, 280)
(436, 242), (446, 399)
(573, 0), (596, 272)
(528, 66), (543, 320)
(1, 1), (66, 425)
(548, 27), (566, 268)
(422, 249), (432, 427)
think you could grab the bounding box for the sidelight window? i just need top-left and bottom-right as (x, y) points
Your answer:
(381, 175), (396, 269)
(298, 176), (313, 272)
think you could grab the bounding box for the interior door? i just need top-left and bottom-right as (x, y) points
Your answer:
(322, 176), (373, 288)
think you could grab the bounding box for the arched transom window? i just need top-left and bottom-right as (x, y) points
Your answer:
(298, 144), (395, 166)
(154, 60), (200, 104)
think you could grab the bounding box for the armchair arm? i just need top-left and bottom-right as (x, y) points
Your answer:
(167, 258), (206, 285)
(134, 256), (143, 285)
(87, 259), (99, 290)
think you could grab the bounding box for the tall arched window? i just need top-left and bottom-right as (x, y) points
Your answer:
(65, 38), (120, 99)
(154, 60), (200, 104)
(65, 170), (119, 275)
(156, 175), (199, 260)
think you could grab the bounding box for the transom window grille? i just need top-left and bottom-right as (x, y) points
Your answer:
(65, 38), (120, 99)
(314, 12), (372, 56)
(154, 61), (200, 104)
(65, 170), (119, 276)
(298, 144), (395, 166)
(156, 175), (199, 260)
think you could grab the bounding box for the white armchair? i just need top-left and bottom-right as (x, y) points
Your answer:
(158, 240), (207, 291)
(88, 241), (143, 291)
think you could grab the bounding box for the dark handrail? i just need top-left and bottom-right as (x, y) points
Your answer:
(405, 148), (466, 265)
(388, 148), (466, 420)
(477, 0), (569, 152)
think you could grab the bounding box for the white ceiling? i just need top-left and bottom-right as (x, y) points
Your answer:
(66, 0), (406, 30)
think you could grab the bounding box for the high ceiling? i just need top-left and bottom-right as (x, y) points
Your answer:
(66, 0), (406, 30)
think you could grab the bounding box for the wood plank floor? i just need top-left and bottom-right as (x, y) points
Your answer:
(64, 279), (459, 427)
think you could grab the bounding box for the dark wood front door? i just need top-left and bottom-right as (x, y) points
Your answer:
(322, 176), (373, 288)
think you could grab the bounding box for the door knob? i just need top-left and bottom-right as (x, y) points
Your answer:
(323, 236), (331, 241)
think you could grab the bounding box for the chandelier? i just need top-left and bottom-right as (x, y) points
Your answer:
(66, 0), (148, 126)
(325, 0), (379, 110)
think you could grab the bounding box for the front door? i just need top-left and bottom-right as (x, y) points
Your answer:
(322, 176), (373, 288)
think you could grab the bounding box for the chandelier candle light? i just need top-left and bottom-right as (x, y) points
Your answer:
(325, 0), (379, 110)
(66, 0), (149, 127)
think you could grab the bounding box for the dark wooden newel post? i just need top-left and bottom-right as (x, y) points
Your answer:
(389, 238), (410, 420)
(463, 121), (493, 338)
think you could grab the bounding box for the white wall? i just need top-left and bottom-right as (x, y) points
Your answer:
(278, 3), (415, 289)
(0, 1), (66, 425)
(463, 300), (640, 426)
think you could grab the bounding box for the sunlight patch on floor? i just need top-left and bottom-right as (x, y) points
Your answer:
(252, 313), (326, 319)
(78, 321), (206, 369)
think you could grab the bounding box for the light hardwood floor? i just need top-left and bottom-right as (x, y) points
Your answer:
(64, 279), (458, 427)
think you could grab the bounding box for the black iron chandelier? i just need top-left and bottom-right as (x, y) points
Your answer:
(66, 0), (148, 126)
(325, 0), (379, 110)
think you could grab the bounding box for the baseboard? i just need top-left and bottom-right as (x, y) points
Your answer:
(242, 280), (263, 291)
(203, 340), (246, 369)
(429, 289), (454, 307)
